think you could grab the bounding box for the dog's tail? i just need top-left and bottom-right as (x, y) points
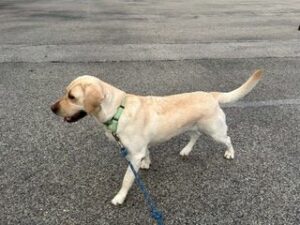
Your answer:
(211, 70), (262, 104)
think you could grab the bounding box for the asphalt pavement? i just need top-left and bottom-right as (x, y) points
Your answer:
(0, 1), (299, 225)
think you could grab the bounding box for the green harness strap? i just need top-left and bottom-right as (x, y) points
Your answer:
(103, 104), (125, 133)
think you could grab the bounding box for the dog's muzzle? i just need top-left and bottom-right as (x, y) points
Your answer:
(51, 102), (87, 123)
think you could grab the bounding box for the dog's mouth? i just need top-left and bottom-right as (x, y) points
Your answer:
(64, 110), (87, 123)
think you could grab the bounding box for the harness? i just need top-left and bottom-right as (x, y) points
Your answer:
(103, 104), (125, 133)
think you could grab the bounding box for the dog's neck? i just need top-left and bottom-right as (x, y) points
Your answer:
(93, 81), (126, 123)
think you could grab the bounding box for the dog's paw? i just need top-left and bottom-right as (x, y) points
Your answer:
(140, 159), (151, 170)
(180, 148), (191, 157)
(111, 193), (126, 205)
(224, 149), (234, 159)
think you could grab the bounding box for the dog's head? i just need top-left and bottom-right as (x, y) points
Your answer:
(51, 75), (105, 123)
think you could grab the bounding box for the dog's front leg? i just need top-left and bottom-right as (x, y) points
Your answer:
(111, 152), (144, 205)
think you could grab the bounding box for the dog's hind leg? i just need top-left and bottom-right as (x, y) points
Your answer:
(210, 130), (234, 159)
(201, 108), (235, 159)
(180, 132), (200, 156)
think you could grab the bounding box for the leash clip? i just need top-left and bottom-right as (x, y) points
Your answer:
(112, 132), (124, 148)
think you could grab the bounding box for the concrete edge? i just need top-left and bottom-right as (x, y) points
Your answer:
(1, 40), (300, 63)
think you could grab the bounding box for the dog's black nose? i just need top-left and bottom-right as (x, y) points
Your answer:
(51, 101), (59, 114)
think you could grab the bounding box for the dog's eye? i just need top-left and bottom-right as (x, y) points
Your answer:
(68, 93), (75, 100)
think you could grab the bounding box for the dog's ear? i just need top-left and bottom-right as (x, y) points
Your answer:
(83, 84), (104, 113)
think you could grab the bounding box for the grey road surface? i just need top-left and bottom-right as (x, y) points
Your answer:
(0, 0), (299, 225)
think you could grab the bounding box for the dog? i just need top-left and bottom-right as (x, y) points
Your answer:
(51, 70), (262, 205)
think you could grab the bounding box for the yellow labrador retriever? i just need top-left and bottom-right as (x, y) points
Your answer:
(51, 70), (262, 205)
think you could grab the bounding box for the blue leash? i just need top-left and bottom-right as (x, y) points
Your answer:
(113, 134), (164, 225)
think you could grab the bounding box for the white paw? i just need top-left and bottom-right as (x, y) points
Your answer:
(140, 159), (151, 170)
(180, 148), (191, 157)
(111, 193), (126, 205)
(224, 149), (235, 159)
